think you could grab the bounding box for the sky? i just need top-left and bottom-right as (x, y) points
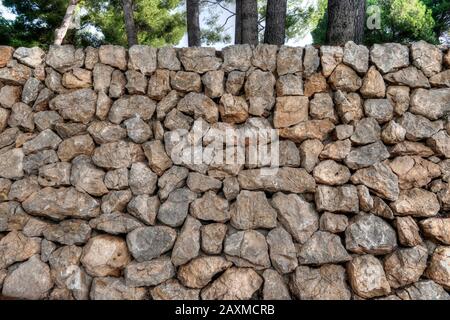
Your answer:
(0, 0), (312, 48)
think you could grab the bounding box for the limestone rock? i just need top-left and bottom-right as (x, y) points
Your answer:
(126, 226), (177, 262)
(345, 214), (397, 255)
(319, 212), (348, 234)
(57, 134), (95, 162)
(397, 280), (450, 300)
(390, 188), (440, 217)
(171, 71), (202, 93)
(320, 45), (343, 77)
(351, 162), (400, 201)
(46, 45), (84, 72)
(92, 141), (132, 170)
(262, 269), (291, 300)
(171, 216), (201, 266)
(384, 246), (428, 288)
(278, 120), (335, 143)
(89, 212), (143, 235)
(128, 45), (157, 75)
(277, 46), (303, 75)
(329, 64), (362, 92)
(178, 256), (232, 289)
(420, 218), (450, 245)
(347, 254), (391, 298)
(23, 187), (100, 220)
(303, 45), (320, 77)
(0, 231), (41, 269)
(224, 230), (270, 269)
(127, 194), (159, 226)
(271, 193), (319, 244)
(202, 70), (224, 98)
(389, 156), (441, 190)
(201, 267), (262, 300)
(109, 95), (156, 124)
(0, 149), (24, 179)
(334, 91), (363, 123)
(384, 66), (430, 88)
(266, 227), (297, 274)
(370, 43), (409, 74)
(2, 255), (52, 300)
(410, 88), (450, 121)
(411, 41), (442, 77)
(345, 141), (390, 170)
(125, 257), (175, 287)
(290, 265), (351, 300)
(360, 66), (386, 98)
(49, 89), (96, 124)
(190, 191), (229, 222)
(351, 117), (381, 145)
(273, 96), (308, 128)
(343, 41), (369, 73)
(313, 160), (351, 185)
(90, 277), (147, 300)
(315, 185), (359, 213)
(298, 231), (351, 265)
(180, 47), (221, 73)
(426, 246), (450, 289)
(201, 223), (227, 254)
(276, 74), (303, 96)
(151, 279), (199, 300)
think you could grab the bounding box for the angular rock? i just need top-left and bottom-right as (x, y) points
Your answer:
(426, 246), (450, 289)
(279, 120), (335, 143)
(276, 74), (303, 96)
(125, 70), (147, 94)
(87, 121), (127, 144)
(180, 47), (221, 73)
(108, 95), (156, 124)
(190, 191), (229, 222)
(351, 117), (381, 145)
(170, 71), (201, 93)
(218, 93), (248, 124)
(89, 212), (143, 235)
(128, 45), (157, 75)
(320, 139), (352, 161)
(290, 265), (351, 300)
(57, 134), (95, 162)
(370, 43), (409, 74)
(0, 231), (41, 269)
(0, 85), (21, 108)
(347, 254), (391, 298)
(273, 96), (309, 128)
(123, 116), (152, 144)
(271, 193), (319, 244)
(334, 90), (364, 123)
(224, 230), (270, 269)
(151, 279), (199, 300)
(101, 190), (132, 214)
(127, 194), (159, 226)
(410, 88), (450, 121)
(360, 66), (386, 98)
(92, 141), (132, 170)
(178, 256), (232, 289)
(126, 226), (177, 262)
(90, 277), (147, 300)
(364, 99), (393, 124)
(320, 45), (343, 77)
(98, 45), (127, 70)
(158, 166), (189, 200)
(315, 184), (359, 213)
(277, 46), (303, 75)
(49, 89), (96, 124)
(125, 257), (175, 287)
(313, 160), (351, 185)
(345, 141), (390, 170)
(390, 188), (440, 217)
(202, 70), (224, 98)
(345, 214), (397, 255)
(389, 156), (441, 190)
(397, 280), (450, 300)
(298, 231), (351, 265)
(411, 41), (442, 77)
(343, 41), (369, 73)
(351, 162), (400, 201)
(157, 188), (196, 227)
(309, 92), (337, 123)
(148, 69), (171, 100)
(43, 219), (91, 245)
(46, 45), (84, 72)
(222, 45), (253, 72)
(22, 187), (100, 220)
(2, 255), (52, 300)
(201, 223), (227, 254)
(319, 212), (348, 233)
(0, 149), (24, 179)
(420, 218), (450, 245)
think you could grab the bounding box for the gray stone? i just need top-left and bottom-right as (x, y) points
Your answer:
(126, 226), (177, 262)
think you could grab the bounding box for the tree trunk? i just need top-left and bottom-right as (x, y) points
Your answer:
(264, 0), (287, 45)
(241, 0), (258, 45)
(54, 0), (80, 45)
(121, 0), (138, 47)
(187, 0), (201, 47)
(235, 0), (242, 44)
(326, 0), (366, 45)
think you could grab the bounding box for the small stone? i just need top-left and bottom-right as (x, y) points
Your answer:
(290, 265), (351, 300)
(202, 70), (224, 98)
(218, 93), (249, 124)
(147, 69), (171, 100)
(171, 215), (201, 266)
(396, 216), (422, 247)
(8, 102), (34, 131)
(201, 223), (227, 254)
(157, 47), (181, 71)
(109, 95), (156, 124)
(384, 66), (430, 89)
(179, 47), (221, 74)
(298, 231), (351, 265)
(372, 196), (394, 220)
(177, 92), (218, 123)
(429, 70), (450, 87)
(126, 226), (177, 262)
(315, 185), (359, 213)
(22, 187), (100, 220)
(84, 46), (98, 70)
(398, 112), (443, 141)
(190, 191), (229, 223)
(178, 256), (232, 289)
(127, 194), (159, 226)
(313, 160), (351, 185)
(22, 129), (62, 155)
(46, 45), (84, 72)
(410, 88), (450, 121)
(109, 70), (126, 98)
(411, 41), (442, 77)
(303, 45), (320, 77)
(351, 162), (400, 201)
(320, 45), (344, 77)
(271, 192), (319, 244)
(360, 66), (386, 98)
(222, 45), (253, 72)
(262, 269), (291, 300)
(277, 46), (303, 75)
(420, 217), (450, 245)
(345, 214), (397, 255)
(151, 279), (199, 300)
(101, 190), (132, 214)
(171, 71), (201, 93)
(49, 88), (96, 124)
(390, 188), (440, 217)
(347, 254), (391, 298)
(2, 255), (52, 300)
(370, 43), (409, 74)
(87, 121), (127, 144)
(387, 86), (410, 116)
(124, 116), (152, 144)
(381, 120), (406, 144)
(158, 166), (189, 200)
(397, 280), (450, 300)
(309, 92), (337, 123)
(303, 72), (328, 97)
(0, 85), (21, 108)
(43, 219), (91, 245)
(33, 111), (62, 131)
(351, 117), (381, 145)
(89, 212), (143, 235)
(319, 212), (348, 233)
(90, 277), (147, 300)
(0, 60), (32, 85)
(273, 96), (308, 128)
(125, 257), (175, 287)
(225, 71), (245, 95)
(125, 70), (147, 94)
(224, 230), (270, 269)
(384, 246), (428, 289)
(334, 90), (364, 123)
(345, 141), (390, 170)
(157, 188), (196, 227)
(201, 267), (262, 300)
(92, 141), (132, 170)
(23, 150), (59, 176)
(98, 45), (127, 70)
(343, 41), (369, 73)
(22, 78), (43, 105)
(142, 140), (172, 176)
(276, 74), (303, 96)
(426, 246), (450, 289)
(251, 44), (277, 71)
(0, 231), (41, 269)
(8, 176), (40, 202)
(356, 184), (375, 212)
(279, 120), (335, 143)
(230, 190), (277, 230)
(128, 45), (157, 75)
(320, 139), (352, 161)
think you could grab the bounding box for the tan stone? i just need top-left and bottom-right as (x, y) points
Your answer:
(273, 96), (309, 128)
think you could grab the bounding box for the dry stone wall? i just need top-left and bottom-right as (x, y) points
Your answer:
(0, 41), (450, 300)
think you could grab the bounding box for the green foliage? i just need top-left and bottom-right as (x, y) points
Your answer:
(366, 0), (437, 44)
(285, 0), (327, 41)
(422, 0), (450, 38)
(84, 0), (186, 47)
